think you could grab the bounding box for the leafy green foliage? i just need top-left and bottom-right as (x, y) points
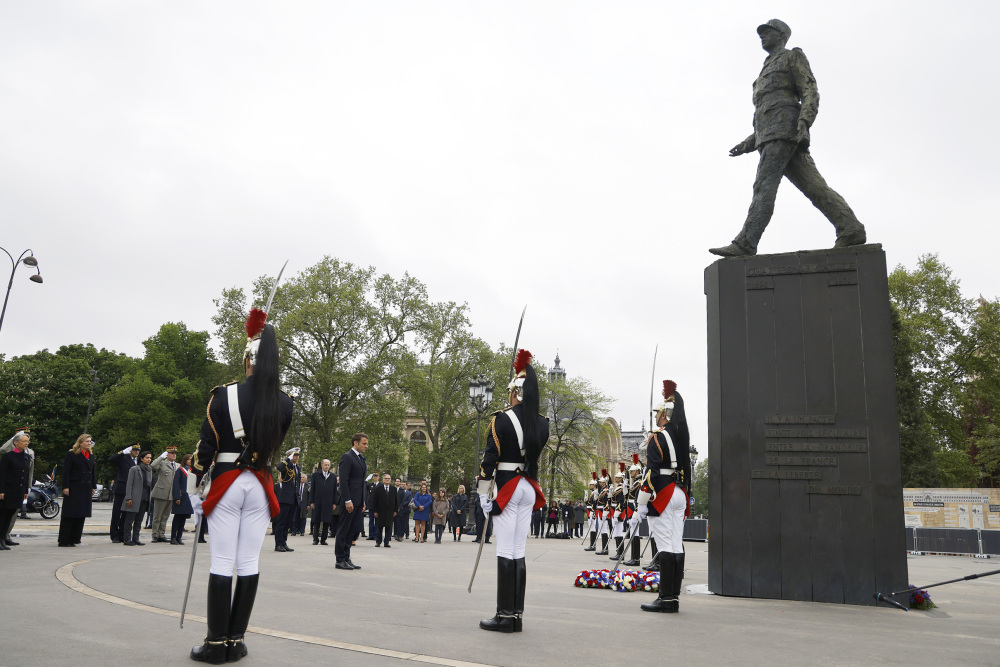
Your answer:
(691, 459), (709, 517)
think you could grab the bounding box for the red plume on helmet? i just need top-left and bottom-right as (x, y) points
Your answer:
(514, 349), (532, 375)
(246, 308), (268, 339)
(601, 469), (608, 478)
(663, 380), (677, 400)
(591, 471), (597, 481)
(632, 453), (640, 464)
(619, 462), (626, 472)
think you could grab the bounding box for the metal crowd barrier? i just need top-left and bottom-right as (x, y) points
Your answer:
(906, 527), (1000, 556)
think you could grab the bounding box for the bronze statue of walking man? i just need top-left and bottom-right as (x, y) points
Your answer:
(710, 19), (867, 258)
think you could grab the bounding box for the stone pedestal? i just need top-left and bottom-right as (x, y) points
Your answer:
(705, 244), (907, 605)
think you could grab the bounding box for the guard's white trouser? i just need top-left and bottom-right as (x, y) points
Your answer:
(648, 485), (686, 554)
(627, 512), (641, 538)
(587, 514), (598, 534)
(493, 478), (534, 559)
(207, 470), (272, 576)
(597, 514), (610, 537)
(612, 516), (625, 538)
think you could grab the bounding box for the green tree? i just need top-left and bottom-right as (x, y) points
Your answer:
(540, 375), (613, 501)
(90, 323), (222, 456)
(400, 301), (502, 490)
(0, 344), (135, 475)
(891, 306), (940, 487)
(212, 257), (427, 468)
(691, 459), (709, 517)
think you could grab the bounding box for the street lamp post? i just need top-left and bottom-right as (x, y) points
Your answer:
(467, 374), (494, 533)
(83, 368), (99, 433)
(0, 248), (43, 337)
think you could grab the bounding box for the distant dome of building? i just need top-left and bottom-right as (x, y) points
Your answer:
(548, 351), (566, 383)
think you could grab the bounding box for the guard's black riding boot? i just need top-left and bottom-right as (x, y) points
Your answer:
(226, 574), (259, 662)
(596, 534), (609, 555)
(191, 574), (232, 664)
(643, 538), (659, 571)
(623, 536), (641, 567)
(609, 536), (623, 560)
(641, 553), (678, 613)
(479, 557), (516, 633)
(673, 551), (685, 606)
(512, 557), (526, 633)
(584, 531), (596, 551)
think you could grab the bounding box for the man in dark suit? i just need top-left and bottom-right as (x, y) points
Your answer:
(394, 478), (411, 541)
(310, 459), (338, 545)
(365, 470), (379, 540)
(107, 443), (140, 543)
(370, 473), (398, 547)
(334, 433), (368, 570)
(274, 447), (301, 552)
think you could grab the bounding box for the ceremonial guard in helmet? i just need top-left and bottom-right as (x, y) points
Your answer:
(593, 471), (611, 555)
(622, 454), (644, 566)
(609, 466), (627, 561)
(583, 475), (598, 551)
(477, 350), (549, 633)
(188, 306), (294, 662)
(638, 381), (691, 613)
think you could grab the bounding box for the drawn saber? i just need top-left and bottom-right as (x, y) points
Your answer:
(469, 305), (526, 593)
(648, 344), (658, 433)
(180, 512), (203, 629)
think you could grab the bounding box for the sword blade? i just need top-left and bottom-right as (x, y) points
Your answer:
(263, 259), (289, 315)
(468, 479), (496, 593)
(648, 344), (658, 431)
(508, 305), (528, 382)
(180, 513), (202, 628)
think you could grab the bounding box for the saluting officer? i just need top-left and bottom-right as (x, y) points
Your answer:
(274, 447), (301, 552)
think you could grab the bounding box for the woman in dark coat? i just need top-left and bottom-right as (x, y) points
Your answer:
(170, 454), (194, 545)
(57, 434), (97, 547)
(448, 485), (466, 541)
(0, 434), (32, 551)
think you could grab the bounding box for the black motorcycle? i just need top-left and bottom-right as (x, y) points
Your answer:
(26, 474), (60, 520)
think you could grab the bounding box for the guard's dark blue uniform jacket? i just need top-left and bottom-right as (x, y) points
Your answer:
(480, 404), (549, 516)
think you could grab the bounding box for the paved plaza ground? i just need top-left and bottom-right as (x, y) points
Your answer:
(2, 506), (999, 666)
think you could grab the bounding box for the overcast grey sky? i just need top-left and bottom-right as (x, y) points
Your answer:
(2, 1), (998, 450)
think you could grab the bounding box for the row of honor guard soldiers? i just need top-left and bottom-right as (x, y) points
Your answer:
(580, 380), (692, 613)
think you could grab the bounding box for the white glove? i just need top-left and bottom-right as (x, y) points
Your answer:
(479, 493), (493, 514)
(636, 504), (648, 521)
(188, 493), (204, 516)
(121, 446), (132, 455)
(159, 451), (168, 459)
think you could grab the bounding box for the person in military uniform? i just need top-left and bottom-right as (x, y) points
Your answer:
(593, 471), (611, 555)
(273, 447), (301, 552)
(150, 445), (179, 543)
(710, 19), (867, 257)
(621, 455), (644, 566)
(187, 307), (294, 663)
(583, 476), (598, 551)
(477, 350), (549, 634)
(609, 467), (627, 561)
(638, 380), (692, 614)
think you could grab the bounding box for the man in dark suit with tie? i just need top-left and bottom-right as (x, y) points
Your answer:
(370, 473), (398, 547)
(394, 478), (411, 541)
(334, 433), (368, 570)
(108, 443), (141, 543)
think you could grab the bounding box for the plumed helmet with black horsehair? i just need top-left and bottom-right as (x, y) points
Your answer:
(243, 260), (289, 366)
(507, 349), (535, 402)
(629, 453), (642, 472)
(599, 468), (609, 485)
(615, 462), (625, 480)
(589, 471), (597, 487)
(654, 380), (678, 423)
